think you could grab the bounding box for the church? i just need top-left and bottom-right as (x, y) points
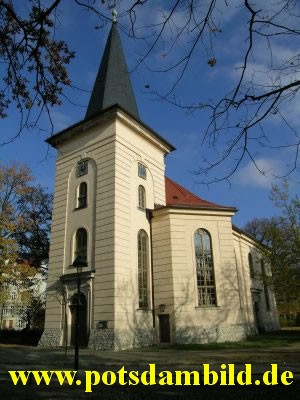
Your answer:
(39, 19), (279, 350)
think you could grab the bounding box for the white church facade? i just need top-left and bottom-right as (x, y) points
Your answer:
(40, 21), (279, 350)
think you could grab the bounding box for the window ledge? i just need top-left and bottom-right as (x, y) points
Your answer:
(74, 205), (88, 211)
(136, 308), (151, 312)
(195, 306), (220, 309)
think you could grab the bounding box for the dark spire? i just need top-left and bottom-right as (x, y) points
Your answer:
(85, 22), (140, 120)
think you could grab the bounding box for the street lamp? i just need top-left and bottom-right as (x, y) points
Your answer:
(71, 255), (88, 372)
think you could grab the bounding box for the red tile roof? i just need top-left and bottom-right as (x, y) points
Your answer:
(165, 177), (236, 211)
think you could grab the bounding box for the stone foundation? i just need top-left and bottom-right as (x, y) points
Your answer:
(88, 328), (155, 350)
(39, 324), (259, 349)
(174, 324), (246, 344)
(38, 328), (63, 347)
(115, 328), (155, 350)
(216, 324), (247, 342)
(88, 328), (115, 350)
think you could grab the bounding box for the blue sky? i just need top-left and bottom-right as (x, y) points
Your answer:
(1, 0), (299, 227)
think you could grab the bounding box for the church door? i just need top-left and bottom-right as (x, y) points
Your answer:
(70, 292), (88, 346)
(253, 301), (264, 333)
(159, 314), (171, 343)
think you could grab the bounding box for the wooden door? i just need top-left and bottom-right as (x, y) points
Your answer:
(70, 292), (88, 346)
(159, 314), (171, 343)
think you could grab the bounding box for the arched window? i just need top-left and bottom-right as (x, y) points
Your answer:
(138, 185), (146, 209)
(194, 229), (216, 306)
(77, 182), (87, 208)
(75, 228), (87, 261)
(248, 252), (255, 278)
(138, 229), (149, 309)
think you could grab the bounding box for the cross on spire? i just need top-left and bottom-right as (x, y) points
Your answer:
(112, 6), (117, 23)
(110, 0), (118, 23)
(102, 0), (118, 22)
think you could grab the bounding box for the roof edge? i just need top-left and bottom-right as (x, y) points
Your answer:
(46, 104), (175, 151)
(232, 224), (265, 246)
(154, 204), (238, 213)
(165, 176), (237, 211)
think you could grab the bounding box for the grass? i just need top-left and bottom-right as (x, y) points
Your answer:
(154, 329), (300, 351)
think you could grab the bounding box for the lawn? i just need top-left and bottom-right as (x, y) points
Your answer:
(157, 329), (300, 351)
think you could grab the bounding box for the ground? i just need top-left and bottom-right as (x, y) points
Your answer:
(0, 329), (299, 399)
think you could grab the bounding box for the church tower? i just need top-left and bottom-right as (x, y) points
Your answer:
(40, 19), (174, 349)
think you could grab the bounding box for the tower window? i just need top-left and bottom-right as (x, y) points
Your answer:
(138, 163), (147, 179)
(138, 185), (146, 210)
(77, 160), (88, 177)
(194, 229), (216, 306)
(77, 182), (88, 208)
(74, 228), (88, 262)
(138, 229), (149, 309)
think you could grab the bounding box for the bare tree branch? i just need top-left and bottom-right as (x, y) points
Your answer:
(0, 0), (299, 184)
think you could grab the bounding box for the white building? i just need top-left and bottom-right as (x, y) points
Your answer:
(40, 21), (279, 350)
(0, 285), (25, 330)
(1, 271), (46, 330)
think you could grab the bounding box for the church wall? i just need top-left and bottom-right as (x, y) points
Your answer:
(152, 208), (247, 344)
(42, 112), (172, 350)
(233, 232), (279, 333)
(105, 117), (168, 349)
(92, 136), (116, 328)
(115, 115), (168, 206)
(152, 213), (174, 296)
(40, 155), (76, 346)
(233, 233), (256, 334)
(41, 121), (118, 347)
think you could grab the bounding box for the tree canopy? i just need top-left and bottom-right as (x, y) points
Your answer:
(0, 161), (51, 329)
(0, 0), (299, 182)
(0, 161), (52, 269)
(244, 182), (300, 316)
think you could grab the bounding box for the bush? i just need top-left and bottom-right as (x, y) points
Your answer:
(0, 328), (43, 345)
(279, 316), (297, 327)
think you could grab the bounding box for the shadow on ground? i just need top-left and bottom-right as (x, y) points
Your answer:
(0, 329), (299, 399)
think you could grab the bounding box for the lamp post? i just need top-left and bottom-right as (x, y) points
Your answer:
(71, 256), (88, 372)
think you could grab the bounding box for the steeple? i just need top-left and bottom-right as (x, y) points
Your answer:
(85, 22), (140, 120)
